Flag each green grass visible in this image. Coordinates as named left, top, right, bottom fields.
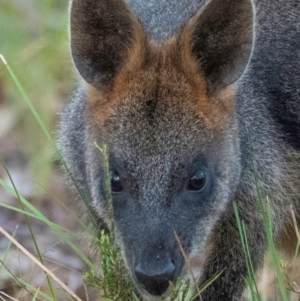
left=233, top=175, right=299, bottom=301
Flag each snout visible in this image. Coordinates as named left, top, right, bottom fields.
left=135, top=259, right=176, bottom=295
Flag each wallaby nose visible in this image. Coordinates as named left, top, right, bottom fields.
left=135, top=260, right=176, bottom=296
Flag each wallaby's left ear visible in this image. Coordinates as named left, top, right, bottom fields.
left=70, top=0, right=145, bottom=89
left=181, top=0, right=254, bottom=94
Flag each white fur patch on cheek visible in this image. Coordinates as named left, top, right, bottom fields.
left=189, top=259, right=204, bottom=281
left=182, top=214, right=220, bottom=281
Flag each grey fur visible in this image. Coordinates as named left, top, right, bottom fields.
left=126, top=0, right=204, bottom=41
left=58, top=0, right=300, bottom=300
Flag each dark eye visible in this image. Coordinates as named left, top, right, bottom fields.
left=110, top=171, right=123, bottom=193
left=187, top=170, right=207, bottom=192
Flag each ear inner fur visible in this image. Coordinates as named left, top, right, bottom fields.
left=70, top=0, right=146, bottom=89
left=179, top=0, right=254, bottom=93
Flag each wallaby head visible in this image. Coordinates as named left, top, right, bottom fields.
left=69, top=0, right=254, bottom=298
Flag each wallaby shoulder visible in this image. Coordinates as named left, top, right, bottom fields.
left=240, top=0, right=300, bottom=151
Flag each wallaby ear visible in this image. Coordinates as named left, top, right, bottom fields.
left=70, top=0, right=144, bottom=88
left=182, top=0, right=254, bottom=93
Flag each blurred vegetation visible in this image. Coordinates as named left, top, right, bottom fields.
left=0, top=0, right=74, bottom=190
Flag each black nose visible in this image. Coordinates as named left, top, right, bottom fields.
left=135, top=260, right=176, bottom=296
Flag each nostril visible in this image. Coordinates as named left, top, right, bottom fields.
left=165, top=260, right=176, bottom=276
left=135, top=260, right=176, bottom=296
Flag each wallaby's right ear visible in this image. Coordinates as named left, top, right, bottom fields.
left=70, top=0, right=144, bottom=88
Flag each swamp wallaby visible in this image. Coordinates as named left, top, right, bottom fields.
left=59, top=0, right=300, bottom=299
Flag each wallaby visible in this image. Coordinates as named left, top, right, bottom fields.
left=58, top=0, right=300, bottom=299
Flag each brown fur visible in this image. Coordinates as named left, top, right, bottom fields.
left=88, top=36, right=234, bottom=133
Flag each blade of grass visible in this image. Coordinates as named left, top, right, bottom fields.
left=246, top=124, right=289, bottom=301
left=197, top=272, right=223, bottom=296
left=233, top=203, right=261, bottom=301
left=0, top=291, right=19, bottom=301
left=0, top=226, right=83, bottom=301
left=14, top=277, right=52, bottom=301
left=241, top=221, right=262, bottom=301
left=252, top=170, right=289, bottom=301
left=32, top=287, right=40, bottom=301
left=0, top=155, right=57, bottom=299
left=94, top=142, right=114, bottom=234
left=0, top=178, right=94, bottom=270
left=1, top=53, right=99, bottom=229
left=290, top=204, right=300, bottom=260
left=0, top=54, right=53, bottom=143
left=174, top=231, right=202, bottom=300
left=37, top=182, right=95, bottom=237
left=265, top=202, right=289, bottom=301
left=0, top=227, right=15, bottom=273
left=0, top=259, right=36, bottom=299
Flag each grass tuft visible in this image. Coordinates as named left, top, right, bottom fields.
left=84, top=231, right=142, bottom=301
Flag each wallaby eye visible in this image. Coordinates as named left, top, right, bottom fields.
left=110, top=171, right=123, bottom=193
left=187, top=170, right=207, bottom=192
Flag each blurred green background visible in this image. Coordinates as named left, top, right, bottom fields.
left=0, top=3, right=93, bottom=299
left=0, top=0, right=73, bottom=189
